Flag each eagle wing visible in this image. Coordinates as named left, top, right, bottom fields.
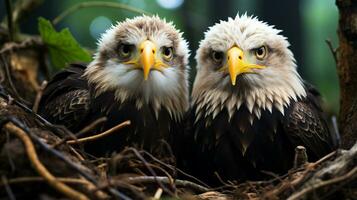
left=283, top=85, right=334, bottom=160
left=39, top=63, right=91, bottom=131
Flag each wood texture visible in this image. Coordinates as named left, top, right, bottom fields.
left=336, top=0, right=357, bottom=148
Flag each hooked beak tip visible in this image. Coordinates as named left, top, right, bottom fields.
left=230, top=77, right=237, bottom=86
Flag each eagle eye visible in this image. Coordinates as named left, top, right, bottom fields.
left=118, top=44, right=134, bottom=59
left=162, top=47, right=173, bottom=61
left=211, top=51, right=224, bottom=63
left=255, top=46, right=267, bottom=60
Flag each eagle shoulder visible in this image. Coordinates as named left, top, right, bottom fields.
left=39, top=63, right=91, bottom=131
left=283, top=87, right=334, bottom=160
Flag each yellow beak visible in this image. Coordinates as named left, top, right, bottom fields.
left=227, top=46, right=266, bottom=86
left=139, top=40, right=156, bottom=80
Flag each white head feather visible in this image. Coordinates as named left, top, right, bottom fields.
left=193, top=14, right=306, bottom=122
left=84, top=15, right=190, bottom=121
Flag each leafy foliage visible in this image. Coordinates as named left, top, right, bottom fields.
left=38, top=17, right=92, bottom=69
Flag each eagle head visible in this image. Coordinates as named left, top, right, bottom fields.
left=193, top=14, right=306, bottom=121
left=84, top=15, right=190, bottom=120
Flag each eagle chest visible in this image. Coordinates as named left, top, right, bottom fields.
left=83, top=95, right=175, bottom=155
left=193, top=105, right=295, bottom=181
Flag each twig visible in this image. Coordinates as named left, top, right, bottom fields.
left=214, top=171, right=232, bottom=187
left=1, top=176, right=16, bottom=200
left=0, top=54, right=30, bottom=105
left=66, top=120, right=131, bottom=144
left=126, top=147, right=175, bottom=196
left=153, top=188, right=163, bottom=199
left=76, top=117, right=107, bottom=136
left=325, top=39, right=338, bottom=63
left=28, top=125, right=132, bottom=200
left=287, top=167, right=357, bottom=200
left=0, top=90, right=74, bottom=139
left=0, top=36, right=44, bottom=54
left=52, top=1, right=151, bottom=25
left=132, top=162, right=175, bottom=188
left=0, top=176, right=90, bottom=186
left=293, top=146, right=308, bottom=168
left=32, top=80, right=47, bottom=113
left=101, top=179, right=146, bottom=200
left=5, top=0, right=14, bottom=41
left=0, top=176, right=109, bottom=199
left=52, top=117, right=107, bottom=147
left=142, top=151, right=210, bottom=188
left=12, top=0, right=44, bottom=25
left=125, top=176, right=210, bottom=193
left=264, top=149, right=344, bottom=199
left=0, top=116, right=131, bottom=200
left=69, top=146, right=85, bottom=161
left=309, top=150, right=337, bottom=168
left=3, top=122, right=89, bottom=200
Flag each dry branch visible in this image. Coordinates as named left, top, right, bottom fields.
left=52, top=1, right=151, bottom=25
left=125, top=176, right=210, bottom=193
left=3, top=122, right=89, bottom=200
left=288, top=143, right=357, bottom=200
left=66, top=120, right=131, bottom=144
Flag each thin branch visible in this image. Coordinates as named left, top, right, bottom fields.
left=66, top=120, right=131, bottom=144
left=0, top=116, right=131, bottom=200
left=12, top=0, right=44, bottom=25
left=100, top=179, right=146, bottom=200
left=1, top=176, right=16, bottom=200
left=287, top=167, right=357, bottom=200
left=5, top=0, right=14, bottom=41
left=142, top=151, right=210, bottom=188
left=125, top=176, right=210, bottom=193
left=52, top=1, right=151, bottom=25
left=0, top=36, right=44, bottom=54
left=0, top=176, right=109, bottom=199
left=76, top=117, right=107, bottom=136
left=52, top=117, right=107, bottom=148
left=0, top=176, right=90, bottom=186
left=153, top=188, right=163, bottom=199
left=3, top=122, right=89, bottom=200
left=0, top=54, right=31, bottom=105
left=325, top=39, right=338, bottom=63
left=32, top=80, right=47, bottom=113
left=126, top=147, right=176, bottom=196
left=309, top=150, right=337, bottom=168
left=0, top=90, right=74, bottom=139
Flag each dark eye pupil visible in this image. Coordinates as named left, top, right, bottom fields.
left=213, top=52, right=223, bottom=60
left=257, top=48, right=264, bottom=55
left=164, top=48, right=171, bottom=56
left=122, top=45, right=130, bottom=54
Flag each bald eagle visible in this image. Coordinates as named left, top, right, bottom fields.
left=39, top=16, right=190, bottom=156
left=185, top=14, right=335, bottom=184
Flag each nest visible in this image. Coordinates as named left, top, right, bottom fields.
left=0, top=88, right=355, bottom=200
left=0, top=42, right=356, bottom=200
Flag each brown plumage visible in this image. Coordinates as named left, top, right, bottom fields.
left=181, top=14, right=336, bottom=185
left=39, top=16, right=190, bottom=156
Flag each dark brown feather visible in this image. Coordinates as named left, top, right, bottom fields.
left=283, top=85, right=333, bottom=160
left=182, top=84, right=335, bottom=186
left=39, top=63, right=184, bottom=157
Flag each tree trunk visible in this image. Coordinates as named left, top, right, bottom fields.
left=336, top=0, right=357, bottom=148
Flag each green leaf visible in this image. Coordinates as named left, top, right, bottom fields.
left=38, top=17, right=92, bottom=69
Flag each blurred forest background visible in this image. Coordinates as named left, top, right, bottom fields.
left=0, top=0, right=339, bottom=114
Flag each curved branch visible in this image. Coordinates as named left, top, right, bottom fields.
left=66, top=120, right=131, bottom=144
left=52, top=1, right=151, bottom=25
left=125, top=176, right=210, bottom=193
left=4, top=122, right=89, bottom=200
